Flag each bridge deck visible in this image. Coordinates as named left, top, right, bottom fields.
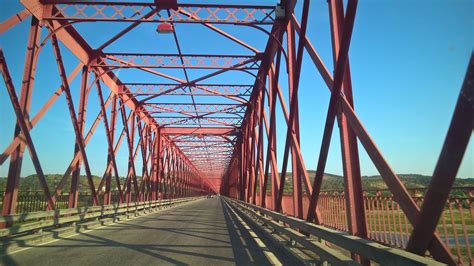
left=2, top=198, right=286, bottom=266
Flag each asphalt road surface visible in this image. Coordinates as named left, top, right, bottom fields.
left=1, top=197, right=288, bottom=266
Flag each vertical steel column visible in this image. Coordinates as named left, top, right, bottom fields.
left=176, top=155, right=180, bottom=198
left=152, top=129, right=161, bottom=200
left=170, top=149, right=176, bottom=199
left=175, top=151, right=180, bottom=198
left=179, top=156, right=184, bottom=197
left=239, top=139, right=245, bottom=200
left=244, top=114, right=252, bottom=202
left=165, top=147, right=171, bottom=199
left=69, top=66, right=89, bottom=208
left=168, top=148, right=174, bottom=199
left=256, top=76, right=266, bottom=206
left=180, top=157, right=184, bottom=198
left=105, top=95, right=118, bottom=205
left=265, top=69, right=277, bottom=210
left=1, top=49, right=56, bottom=211
left=129, top=114, right=138, bottom=202
left=287, top=22, right=304, bottom=218
left=258, top=84, right=268, bottom=207
left=306, top=0, right=358, bottom=224
left=183, top=163, right=187, bottom=197
left=137, top=120, right=147, bottom=201
left=160, top=145, right=166, bottom=199
left=2, top=17, right=41, bottom=217
left=186, top=165, right=190, bottom=197
left=249, top=101, right=258, bottom=204
left=264, top=56, right=282, bottom=210
left=275, top=3, right=310, bottom=213
left=329, top=0, right=367, bottom=241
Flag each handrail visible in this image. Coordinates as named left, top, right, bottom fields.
left=0, top=197, right=201, bottom=238
left=225, top=197, right=444, bottom=266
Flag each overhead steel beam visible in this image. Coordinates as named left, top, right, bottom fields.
left=162, top=127, right=240, bottom=135
left=40, top=1, right=276, bottom=25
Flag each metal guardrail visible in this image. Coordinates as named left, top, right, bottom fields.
left=317, top=187, right=473, bottom=265
left=226, top=197, right=443, bottom=266
left=265, top=187, right=472, bottom=265
left=0, top=197, right=201, bottom=239
left=0, top=191, right=125, bottom=213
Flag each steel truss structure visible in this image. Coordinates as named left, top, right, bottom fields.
left=0, top=0, right=472, bottom=265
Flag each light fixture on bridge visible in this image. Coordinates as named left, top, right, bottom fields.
left=156, top=23, right=174, bottom=34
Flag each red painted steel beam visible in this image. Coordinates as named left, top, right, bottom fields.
left=50, top=34, right=100, bottom=205
left=0, top=9, right=31, bottom=34
left=50, top=93, right=114, bottom=201
left=20, top=0, right=210, bottom=192
left=101, top=53, right=260, bottom=70
left=20, top=0, right=157, bottom=128
left=138, top=56, right=261, bottom=103
left=231, top=4, right=286, bottom=203
left=95, top=78, right=124, bottom=203
left=2, top=17, right=42, bottom=217
left=291, top=15, right=333, bottom=89
left=306, top=0, right=358, bottom=223
left=117, top=71, right=250, bottom=105
left=97, top=8, right=158, bottom=51
left=329, top=0, right=367, bottom=246
left=103, top=94, right=118, bottom=205
left=68, top=65, right=89, bottom=208
left=0, top=49, right=55, bottom=210
left=291, top=8, right=456, bottom=265
left=256, top=82, right=266, bottom=206
left=0, top=63, right=82, bottom=166
left=119, top=103, right=139, bottom=203
left=146, top=103, right=246, bottom=114
left=41, top=2, right=276, bottom=25
left=177, top=8, right=260, bottom=53
left=275, top=0, right=313, bottom=214
left=161, top=128, right=240, bottom=136
left=263, top=60, right=281, bottom=210
left=286, top=20, right=303, bottom=219
left=122, top=83, right=252, bottom=97
left=406, top=55, right=473, bottom=256
left=340, top=97, right=457, bottom=264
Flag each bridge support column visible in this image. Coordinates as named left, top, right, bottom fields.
left=69, top=66, right=90, bottom=208
left=328, top=0, right=367, bottom=240
left=2, top=17, right=41, bottom=220
left=286, top=21, right=304, bottom=219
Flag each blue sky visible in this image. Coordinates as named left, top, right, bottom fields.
left=0, top=0, right=472, bottom=179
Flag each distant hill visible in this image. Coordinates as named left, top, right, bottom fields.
left=0, top=174, right=103, bottom=192
left=280, top=171, right=473, bottom=192
left=0, top=172, right=472, bottom=193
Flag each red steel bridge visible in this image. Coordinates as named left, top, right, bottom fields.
left=0, top=0, right=472, bottom=265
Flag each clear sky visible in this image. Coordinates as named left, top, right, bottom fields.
left=0, top=0, right=472, bottom=179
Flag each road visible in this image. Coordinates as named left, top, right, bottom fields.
left=1, top=197, right=288, bottom=266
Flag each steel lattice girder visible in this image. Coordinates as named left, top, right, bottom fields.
left=144, top=103, right=247, bottom=114
left=122, top=83, right=253, bottom=96
left=43, top=1, right=277, bottom=24
left=152, top=117, right=242, bottom=127
left=99, top=53, right=261, bottom=70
